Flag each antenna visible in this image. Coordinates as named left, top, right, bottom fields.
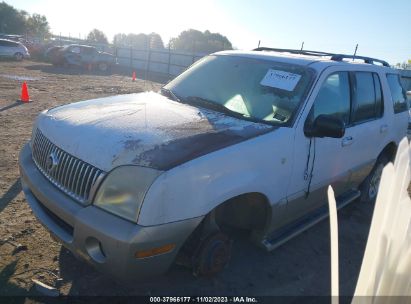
left=353, top=44, right=358, bottom=59
left=301, top=41, right=304, bottom=51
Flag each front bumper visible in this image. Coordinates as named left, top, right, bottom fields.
left=19, top=143, right=203, bottom=280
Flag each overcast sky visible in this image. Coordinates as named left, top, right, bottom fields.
left=7, top=0, right=411, bottom=65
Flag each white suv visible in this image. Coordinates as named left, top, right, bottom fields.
left=0, top=39, right=30, bottom=60
left=19, top=48, right=408, bottom=279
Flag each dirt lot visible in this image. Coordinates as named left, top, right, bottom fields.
left=1, top=60, right=375, bottom=299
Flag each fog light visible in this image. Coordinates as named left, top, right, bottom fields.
left=135, top=244, right=175, bottom=259
left=85, top=237, right=106, bottom=263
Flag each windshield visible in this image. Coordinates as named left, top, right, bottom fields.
left=164, top=55, right=315, bottom=125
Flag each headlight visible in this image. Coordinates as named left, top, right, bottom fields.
left=94, top=166, right=162, bottom=222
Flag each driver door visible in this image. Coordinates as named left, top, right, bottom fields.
left=286, top=70, right=352, bottom=222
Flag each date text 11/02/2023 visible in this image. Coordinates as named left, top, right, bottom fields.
left=149, top=297, right=258, bottom=303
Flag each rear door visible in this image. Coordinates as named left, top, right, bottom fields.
left=7, top=41, right=19, bottom=56
left=345, top=71, right=387, bottom=188
left=0, top=40, right=16, bottom=56
left=80, top=46, right=97, bottom=64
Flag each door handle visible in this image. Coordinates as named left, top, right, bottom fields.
left=342, top=136, right=353, bottom=147
left=380, top=124, right=388, bottom=133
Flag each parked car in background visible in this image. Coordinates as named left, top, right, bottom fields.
left=0, top=34, right=23, bottom=41
left=0, top=39, right=30, bottom=61
left=46, top=44, right=116, bottom=72
left=407, top=91, right=411, bottom=129
left=44, top=46, right=63, bottom=61
left=19, top=48, right=408, bottom=280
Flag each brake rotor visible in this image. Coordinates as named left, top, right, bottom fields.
left=193, top=232, right=232, bottom=276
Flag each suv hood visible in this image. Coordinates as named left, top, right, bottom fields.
left=36, top=92, right=274, bottom=171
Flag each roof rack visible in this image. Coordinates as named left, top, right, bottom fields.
left=330, top=54, right=390, bottom=67
left=253, top=47, right=390, bottom=67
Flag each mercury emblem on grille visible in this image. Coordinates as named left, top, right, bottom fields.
left=46, top=152, right=59, bottom=172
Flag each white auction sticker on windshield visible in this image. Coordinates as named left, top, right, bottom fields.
left=260, top=69, right=301, bottom=91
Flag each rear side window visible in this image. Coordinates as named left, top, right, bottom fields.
left=386, top=74, right=407, bottom=113
left=82, top=47, right=96, bottom=55
left=0, top=40, right=17, bottom=47
left=352, top=72, right=384, bottom=123
left=69, top=46, right=81, bottom=54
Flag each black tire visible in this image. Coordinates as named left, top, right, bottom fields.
left=14, top=52, right=23, bottom=61
left=360, top=154, right=390, bottom=203
left=98, top=62, right=109, bottom=72
left=192, top=232, right=232, bottom=277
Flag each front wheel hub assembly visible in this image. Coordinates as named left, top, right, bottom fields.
left=193, top=232, right=232, bottom=277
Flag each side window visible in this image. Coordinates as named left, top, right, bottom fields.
left=1, top=41, right=12, bottom=47
left=70, top=46, right=81, bottom=54
left=352, top=72, right=383, bottom=123
left=374, top=74, right=384, bottom=118
left=386, top=74, right=407, bottom=113
left=307, top=72, right=350, bottom=125
left=82, top=47, right=95, bottom=55
left=4, top=41, right=17, bottom=47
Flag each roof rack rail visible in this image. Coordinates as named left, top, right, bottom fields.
left=330, top=54, right=390, bottom=67
left=253, top=47, right=390, bottom=67
left=253, top=47, right=335, bottom=57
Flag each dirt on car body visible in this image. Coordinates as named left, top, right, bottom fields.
left=0, top=60, right=384, bottom=297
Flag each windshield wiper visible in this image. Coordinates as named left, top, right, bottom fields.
left=185, top=96, right=277, bottom=126
left=183, top=96, right=247, bottom=119
left=160, top=88, right=181, bottom=102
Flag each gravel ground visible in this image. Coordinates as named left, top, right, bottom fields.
left=0, top=59, right=382, bottom=299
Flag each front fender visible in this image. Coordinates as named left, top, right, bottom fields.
left=138, top=128, right=294, bottom=226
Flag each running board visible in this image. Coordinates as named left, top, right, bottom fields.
left=261, top=190, right=361, bottom=251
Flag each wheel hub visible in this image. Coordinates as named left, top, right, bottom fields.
left=193, top=232, right=232, bottom=276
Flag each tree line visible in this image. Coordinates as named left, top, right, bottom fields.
left=0, top=1, right=50, bottom=37
left=88, top=28, right=233, bottom=53
left=0, top=1, right=233, bottom=54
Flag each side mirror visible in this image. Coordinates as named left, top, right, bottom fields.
left=304, top=114, right=345, bottom=138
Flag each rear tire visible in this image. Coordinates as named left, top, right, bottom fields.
left=360, top=155, right=389, bottom=203
left=98, top=62, right=108, bottom=72
left=14, top=52, right=23, bottom=61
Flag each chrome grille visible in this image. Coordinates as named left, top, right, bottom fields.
left=31, top=129, right=105, bottom=204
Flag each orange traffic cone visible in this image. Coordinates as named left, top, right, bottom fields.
left=132, top=71, right=136, bottom=82
left=20, top=81, right=31, bottom=103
